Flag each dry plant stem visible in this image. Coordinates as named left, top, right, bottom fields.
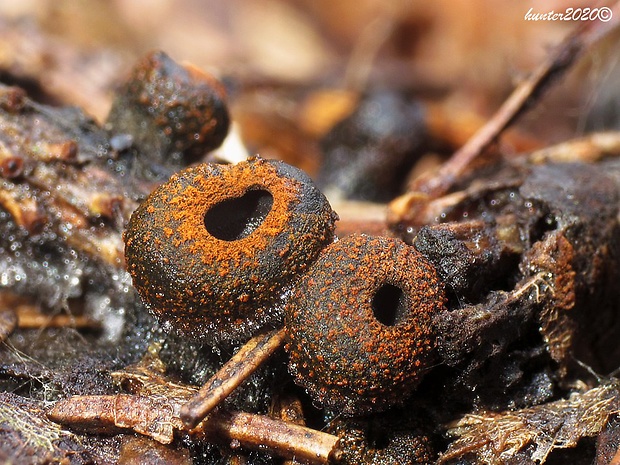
left=16, top=311, right=100, bottom=331
left=417, top=1, right=620, bottom=197
left=0, top=294, right=101, bottom=331
left=48, top=395, right=339, bottom=465
left=49, top=338, right=339, bottom=463
left=201, top=410, right=338, bottom=465
left=181, top=328, right=287, bottom=428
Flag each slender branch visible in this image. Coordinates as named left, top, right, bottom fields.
left=181, top=328, right=287, bottom=428
left=198, top=409, right=339, bottom=464
left=415, top=1, right=620, bottom=197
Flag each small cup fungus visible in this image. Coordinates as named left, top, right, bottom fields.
left=284, top=234, right=446, bottom=415
left=124, top=157, right=338, bottom=343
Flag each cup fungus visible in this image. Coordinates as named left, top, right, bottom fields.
left=124, top=157, right=338, bottom=343
left=285, top=234, right=446, bottom=415
left=107, top=50, right=230, bottom=164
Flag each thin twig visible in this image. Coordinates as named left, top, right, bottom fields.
left=199, top=409, right=338, bottom=464
left=181, top=328, right=287, bottom=428
left=415, top=1, right=620, bottom=197
left=16, top=309, right=101, bottom=330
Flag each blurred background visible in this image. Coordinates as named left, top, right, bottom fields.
left=0, top=0, right=618, bottom=199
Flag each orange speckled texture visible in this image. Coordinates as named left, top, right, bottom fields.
left=124, top=158, right=337, bottom=343
left=285, top=234, right=445, bottom=415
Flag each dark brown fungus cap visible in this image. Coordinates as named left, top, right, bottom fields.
left=107, top=50, right=230, bottom=162
left=285, top=234, right=445, bottom=415
left=124, top=158, right=338, bottom=343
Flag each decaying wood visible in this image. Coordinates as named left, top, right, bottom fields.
left=0, top=82, right=142, bottom=313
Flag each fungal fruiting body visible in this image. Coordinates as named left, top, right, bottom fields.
left=285, top=234, right=445, bottom=415
left=124, top=158, right=338, bottom=343
left=107, top=50, right=230, bottom=163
